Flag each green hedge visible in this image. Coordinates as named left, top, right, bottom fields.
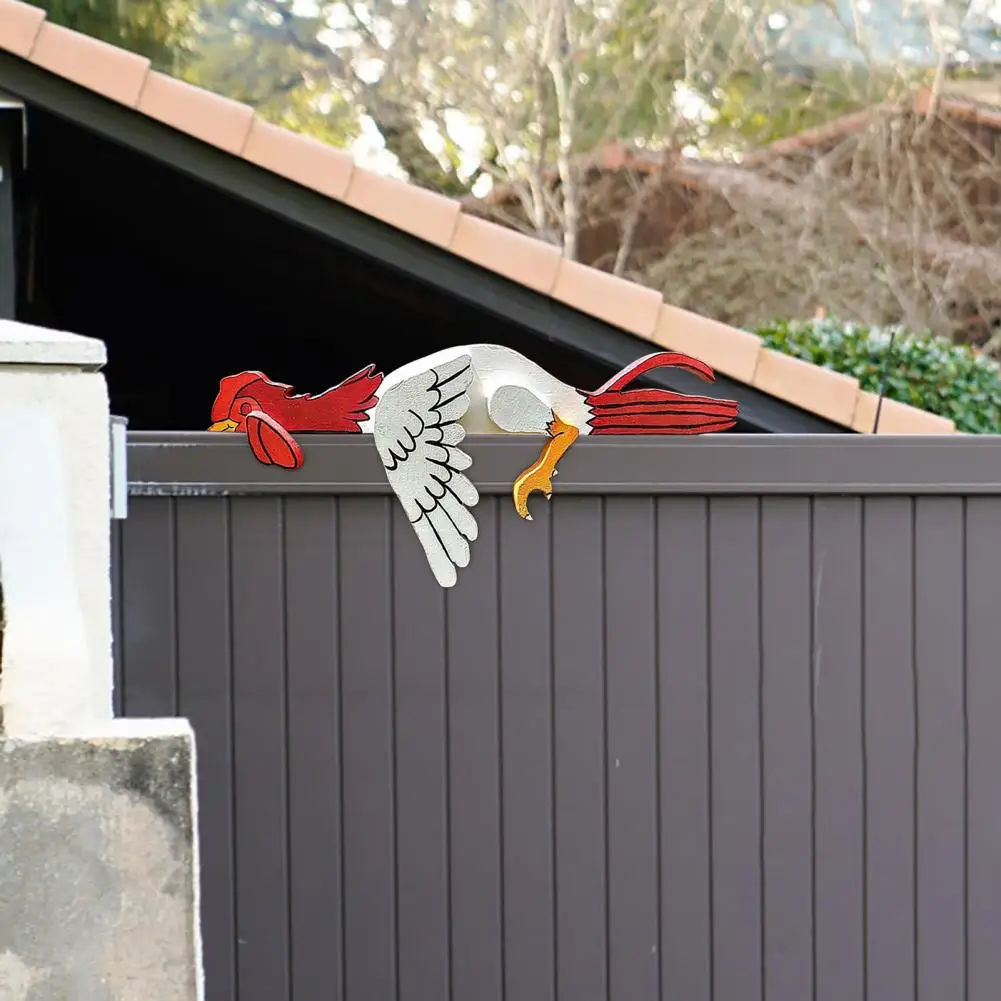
left=753, top=318, right=1001, bottom=434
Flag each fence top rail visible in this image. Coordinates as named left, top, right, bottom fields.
left=126, top=432, right=1001, bottom=496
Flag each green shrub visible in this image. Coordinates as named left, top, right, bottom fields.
left=753, top=318, right=1001, bottom=434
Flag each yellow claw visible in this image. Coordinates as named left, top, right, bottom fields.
left=512, top=414, right=579, bottom=520
left=513, top=467, right=554, bottom=520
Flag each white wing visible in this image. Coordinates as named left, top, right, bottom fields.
left=373, top=354, right=479, bottom=588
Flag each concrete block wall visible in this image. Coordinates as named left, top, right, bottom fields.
left=0, top=320, right=203, bottom=999
left=0, top=320, right=113, bottom=734
left=0, top=719, right=203, bottom=1000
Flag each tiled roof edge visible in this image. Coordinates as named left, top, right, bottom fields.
left=0, top=0, right=957, bottom=435
left=746, top=86, right=1001, bottom=165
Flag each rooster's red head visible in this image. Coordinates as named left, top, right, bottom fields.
left=208, top=366, right=384, bottom=434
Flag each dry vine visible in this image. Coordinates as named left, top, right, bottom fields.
left=637, top=91, right=1001, bottom=350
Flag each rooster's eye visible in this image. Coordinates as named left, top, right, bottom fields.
left=238, top=401, right=252, bottom=415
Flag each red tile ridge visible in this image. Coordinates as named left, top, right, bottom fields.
left=747, top=87, right=1001, bottom=168
left=742, top=103, right=902, bottom=165
left=914, top=86, right=1001, bottom=131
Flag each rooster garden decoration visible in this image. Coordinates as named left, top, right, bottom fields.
left=208, top=344, right=738, bottom=587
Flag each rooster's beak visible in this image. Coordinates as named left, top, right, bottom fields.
left=208, top=419, right=239, bottom=432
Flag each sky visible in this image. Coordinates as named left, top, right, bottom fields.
left=772, top=0, right=1001, bottom=68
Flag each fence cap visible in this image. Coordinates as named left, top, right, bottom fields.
left=0, top=318, right=106, bottom=367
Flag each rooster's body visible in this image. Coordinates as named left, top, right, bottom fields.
left=209, top=343, right=738, bottom=586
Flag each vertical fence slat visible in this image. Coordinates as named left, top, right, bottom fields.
left=118, top=496, right=177, bottom=716
left=708, top=496, right=763, bottom=1001
left=914, top=497, right=966, bottom=1001
left=338, top=496, right=396, bottom=1001
left=760, top=498, right=813, bottom=1001
left=812, top=498, right=865, bottom=1001
left=863, top=497, right=916, bottom=1001
left=284, top=497, right=344, bottom=1001
left=229, top=497, right=291, bottom=1001
left=965, top=499, right=1001, bottom=1001
left=604, top=497, right=659, bottom=1001
left=551, top=497, right=608, bottom=1001
left=499, top=498, right=555, bottom=1001
left=392, top=502, right=449, bottom=1001
left=448, top=497, right=503, bottom=1001
left=657, top=497, right=711, bottom=1001
left=175, top=498, right=237, bottom=1001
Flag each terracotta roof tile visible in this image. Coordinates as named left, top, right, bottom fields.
left=744, top=107, right=887, bottom=162
left=449, top=214, right=561, bottom=293
left=924, top=93, right=1001, bottom=132
left=0, top=3, right=959, bottom=434
left=344, top=168, right=460, bottom=248
left=851, top=391, right=956, bottom=435
left=753, top=348, right=860, bottom=426
left=243, top=118, right=354, bottom=200
left=0, top=0, right=43, bottom=58
left=653, top=303, right=762, bottom=384
left=551, top=259, right=661, bottom=338
left=138, top=72, right=253, bottom=154
left=31, top=23, right=148, bottom=106
left=748, top=87, right=1001, bottom=166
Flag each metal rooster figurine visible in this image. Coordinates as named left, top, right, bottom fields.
left=209, top=344, right=738, bottom=587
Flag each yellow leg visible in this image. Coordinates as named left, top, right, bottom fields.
left=513, top=415, right=580, bottom=520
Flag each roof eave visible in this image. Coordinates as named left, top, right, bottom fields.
left=0, top=50, right=844, bottom=434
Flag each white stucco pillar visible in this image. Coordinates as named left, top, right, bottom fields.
left=0, top=320, right=113, bottom=736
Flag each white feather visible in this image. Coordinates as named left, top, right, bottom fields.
left=373, top=354, right=480, bottom=588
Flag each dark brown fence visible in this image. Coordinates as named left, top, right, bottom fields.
left=114, top=432, right=1001, bottom=1001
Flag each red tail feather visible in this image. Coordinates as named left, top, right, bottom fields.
left=584, top=352, right=739, bottom=435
